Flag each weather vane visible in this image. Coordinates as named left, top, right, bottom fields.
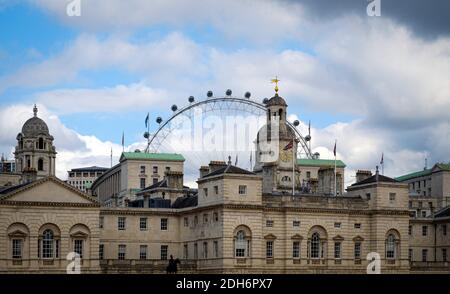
left=271, top=76, right=280, bottom=93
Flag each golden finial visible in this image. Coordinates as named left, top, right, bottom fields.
left=271, top=76, right=280, bottom=94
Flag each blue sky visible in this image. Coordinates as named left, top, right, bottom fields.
left=0, top=0, right=449, bottom=185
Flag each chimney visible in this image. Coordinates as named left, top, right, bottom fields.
left=21, top=167, right=37, bottom=184
left=356, top=170, right=372, bottom=183
left=199, top=166, right=210, bottom=178
left=165, top=171, right=183, bottom=189
left=375, top=166, right=379, bottom=182
left=208, top=161, right=227, bottom=173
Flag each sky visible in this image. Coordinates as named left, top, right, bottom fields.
left=0, top=0, right=449, bottom=187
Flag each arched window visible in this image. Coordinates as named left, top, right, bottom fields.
left=282, top=176, right=291, bottom=182
left=42, top=230, right=54, bottom=258
left=38, top=138, right=44, bottom=149
left=311, top=232, right=320, bottom=259
left=386, top=234, right=397, bottom=259
left=278, top=109, right=283, bottom=120
left=235, top=230, right=248, bottom=257
left=38, top=158, right=44, bottom=171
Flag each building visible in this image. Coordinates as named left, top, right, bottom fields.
left=67, top=166, right=109, bottom=193
left=0, top=94, right=448, bottom=274
left=0, top=156, right=16, bottom=173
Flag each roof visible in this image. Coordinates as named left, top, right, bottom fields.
left=202, top=164, right=256, bottom=178
left=172, top=195, right=198, bottom=208
left=140, top=179, right=168, bottom=192
left=120, top=152, right=185, bottom=162
left=395, top=163, right=450, bottom=182
left=297, top=158, right=346, bottom=168
left=266, top=94, right=287, bottom=107
left=21, top=116, right=50, bottom=137
left=434, top=206, right=450, bottom=218
left=69, top=166, right=109, bottom=172
left=351, top=173, right=398, bottom=187
left=0, top=182, right=31, bottom=195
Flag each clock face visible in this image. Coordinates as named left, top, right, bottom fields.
left=279, top=146, right=293, bottom=162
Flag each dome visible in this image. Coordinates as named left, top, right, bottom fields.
left=21, top=105, right=50, bottom=137
left=266, top=93, right=287, bottom=107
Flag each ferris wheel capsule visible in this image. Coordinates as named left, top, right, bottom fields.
left=156, top=117, right=163, bottom=124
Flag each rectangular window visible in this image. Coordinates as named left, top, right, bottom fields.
left=408, top=249, right=413, bottom=261
left=165, top=166, right=170, bottom=172
left=443, top=224, right=447, bottom=236
left=213, top=241, right=219, bottom=258
left=422, top=249, right=428, bottom=262
left=99, top=244, right=104, bottom=260
left=118, top=217, right=126, bottom=230
left=74, top=239, right=83, bottom=259
left=293, top=241, right=300, bottom=258
left=334, top=222, right=341, bottom=228
left=354, top=243, right=361, bottom=260
left=139, top=245, right=147, bottom=260
left=238, top=185, right=247, bottom=195
left=293, top=220, right=300, bottom=227
left=266, top=241, right=273, bottom=258
left=161, top=218, right=168, bottom=231
left=118, top=244, right=126, bottom=260
left=266, top=220, right=273, bottom=227
left=183, top=244, right=188, bottom=259
left=194, top=243, right=198, bottom=259
left=153, top=178, right=158, bottom=184
left=12, top=239, right=22, bottom=259
left=99, top=216, right=104, bottom=229
left=213, top=212, right=219, bottom=222
left=153, top=166, right=158, bottom=174
left=203, top=242, right=208, bottom=259
left=161, top=245, right=168, bottom=260
left=139, top=217, right=148, bottom=231
left=422, top=226, right=428, bottom=236
left=194, top=216, right=198, bottom=225
left=442, top=249, right=447, bottom=262
left=306, top=171, right=311, bottom=179
left=334, top=242, right=342, bottom=259
left=366, top=193, right=371, bottom=200
left=140, top=178, right=146, bottom=189
left=354, top=223, right=361, bottom=229
left=203, top=214, right=208, bottom=223
left=140, top=165, right=146, bottom=174
left=409, top=225, right=412, bottom=235
left=421, top=211, right=427, bottom=217
left=203, top=188, right=208, bottom=197
left=409, top=201, right=412, bottom=208
left=389, top=193, right=396, bottom=201
left=184, top=217, right=189, bottom=227
left=214, top=186, right=218, bottom=194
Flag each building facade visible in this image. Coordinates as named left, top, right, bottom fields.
left=67, top=166, right=109, bottom=193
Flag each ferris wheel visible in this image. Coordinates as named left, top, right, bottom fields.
left=143, top=89, right=314, bottom=179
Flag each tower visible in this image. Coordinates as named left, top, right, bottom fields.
left=14, top=105, right=57, bottom=181
left=254, top=86, right=300, bottom=194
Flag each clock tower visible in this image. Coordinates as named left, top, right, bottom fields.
left=254, top=84, right=300, bottom=194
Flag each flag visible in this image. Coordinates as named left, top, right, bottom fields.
left=121, top=132, right=125, bottom=150
left=333, top=141, right=336, bottom=157
left=283, top=140, right=293, bottom=150
left=380, top=153, right=384, bottom=165
left=308, top=120, right=311, bottom=135
left=145, top=113, right=149, bottom=128
left=235, top=154, right=238, bottom=166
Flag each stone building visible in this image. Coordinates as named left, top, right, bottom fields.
left=67, top=166, right=109, bottom=193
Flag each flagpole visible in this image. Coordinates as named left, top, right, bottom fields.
left=292, top=139, right=295, bottom=196
left=110, top=147, right=113, bottom=168
left=334, top=140, right=337, bottom=197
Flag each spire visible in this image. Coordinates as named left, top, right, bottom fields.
left=375, top=165, right=379, bottom=181
left=271, top=76, right=280, bottom=95
left=227, top=155, right=232, bottom=166
left=33, top=104, right=38, bottom=117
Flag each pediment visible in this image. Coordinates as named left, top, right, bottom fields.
left=264, top=233, right=277, bottom=240
left=333, top=235, right=344, bottom=241
left=8, top=230, right=27, bottom=238
left=291, top=234, right=303, bottom=240
left=70, top=231, right=89, bottom=238
left=0, top=177, right=99, bottom=205
left=353, top=235, right=365, bottom=242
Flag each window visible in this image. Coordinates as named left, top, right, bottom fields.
left=213, top=241, right=218, bottom=258
left=418, top=201, right=423, bottom=208
left=421, top=211, right=427, bottom=218
left=38, top=158, right=44, bottom=171
left=140, top=178, right=146, bottom=189
left=443, top=224, right=447, bottom=236
left=183, top=244, right=188, bottom=259
left=442, top=249, right=447, bottom=262
left=238, top=185, right=247, bottom=195
left=213, top=212, right=219, bottom=222
left=203, top=188, right=208, bottom=197
left=422, top=249, right=428, bottom=262
left=409, top=201, right=412, bottom=208
left=140, top=166, right=146, bottom=174
left=354, top=223, right=361, bottom=229
left=293, top=241, right=300, bottom=258
left=422, top=226, right=428, bottom=236
left=140, top=218, right=147, bottom=231
left=334, top=242, right=341, bottom=259
left=118, top=217, right=126, bottom=230
left=161, top=218, right=168, bottom=231
left=165, top=167, right=170, bottom=172
left=140, top=245, right=147, bottom=260
left=334, top=222, right=341, bottom=228
left=366, top=193, right=371, bottom=200
left=99, top=244, right=104, bottom=260
left=161, top=245, right=168, bottom=260
left=354, top=242, right=361, bottom=260
left=386, top=234, right=396, bottom=259
left=293, top=220, right=300, bottom=227
left=153, top=166, right=158, bottom=174
left=12, top=239, right=23, bottom=259
left=409, top=225, right=412, bottom=235
left=203, top=214, right=208, bottom=223
left=306, top=171, right=311, bottom=179
left=99, top=216, right=104, bottom=229
left=409, top=249, right=413, bottom=261
left=184, top=217, right=189, bottom=227
left=153, top=178, right=158, bottom=184
left=194, top=243, right=198, bottom=259
left=118, top=244, right=126, bottom=260
left=74, top=239, right=83, bottom=259
left=194, top=216, right=198, bottom=225
left=266, top=241, right=273, bottom=258
left=281, top=176, right=291, bottom=182
left=389, top=193, right=396, bottom=201
left=42, top=229, right=54, bottom=258
left=235, top=230, right=249, bottom=257
left=310, top=233, right=320, bottom=259
left=214, top=186, right=218, bottom=194
left=266, top=220, right=273, bottom=227
left=203, top=242, right=208, bottom=259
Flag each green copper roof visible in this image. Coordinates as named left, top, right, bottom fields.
left=395, top=163, right=450, bottom=182
left=84, top=182, right=92, bottom=189
left=297, top=158, right=346, bottom=168
left=120, top=152, right=185, bottom=162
